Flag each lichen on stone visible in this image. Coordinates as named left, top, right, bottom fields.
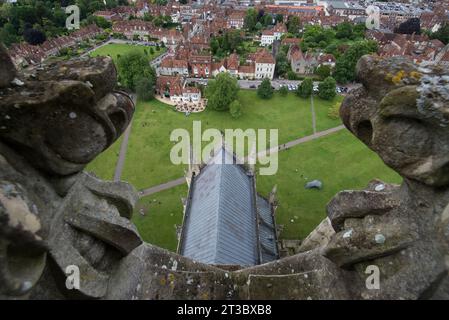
left=416, top=74, right=449, bottom=127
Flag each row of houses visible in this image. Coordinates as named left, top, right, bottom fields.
left=367, top=30, right=448, bottom=64
left=111, top=20, right=184, bottom=46
left=7, top=25, right=103, bottom=67
left=158, top=46, right=276, bottom=80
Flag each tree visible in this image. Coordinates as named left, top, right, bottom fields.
left=210, top=37, right=219, bottom=55
left=0, top=23, right=19, bottom=47
left=302, top=25, right=335, bottom=50
left=255, top=22, right=263, bottom=31
left=287, top=70, right=298, bottom=80
left=263, top=14, right=273, bottom=27
left=244, top=8, right=258, bottom=32
left=275, top=51, right=290, bottom=77
left=318, top=77, right=337, bottom=100
left=334, top=40, right=378, bottom=84
left=395, top=18, right=421, bottom=35
left=275, top=14, right=283, bottom=23
left=206, top=73, right=239, bottom=111
left=96, top=16, right=112, bottom=29
left=229, top=100, right=242, bottom=119
left=135, top=77, right=154, bottom=101
left=117, top=50, right=156, bottom=91
left=315, top=65, right=332, bottom=80
left=336, top=22, right=353, bottom=39
left=328, top=102, right=341, bottom=120
left=143, top=13, right=153, bottom=22
left=87, top=15, right=112, bottom=29
left=287, top=16, right=300, bottom=34
left=431, top=23, right=449, bottom=45
left=279, top=85, right=288, bottom=97
left=257, top=78, right=274, bottom=99
left=23, top=28, right=46, bottom=45
left=353, top=23, right=367, bottom=39
left=296, top=78, right=313, bottom=98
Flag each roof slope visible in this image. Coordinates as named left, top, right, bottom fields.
left=180, top=147, right=278, bottom=266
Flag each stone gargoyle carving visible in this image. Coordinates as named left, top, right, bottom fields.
left=0, top=42, right=448, bottom=299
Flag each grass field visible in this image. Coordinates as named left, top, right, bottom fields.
left=132, top=129, right=402, bottom=251
left=132, top=184, right=188, bottom=251
left=254, top=129, right=402, bottom=240
left=86, top=136, right=123, bottom=181
left=120, top=91, right=342, bottom=190
left=89, top=43, right=166, bottom=63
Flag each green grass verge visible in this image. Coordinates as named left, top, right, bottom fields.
left=313, top=95, right=343, bottom=132
left=89, top=43, right=166, bottom=63
left=132, top=184, right=187, bottom=252
left=85, top=135, right=123, bottom=181
left=255, top=129, right=402, bottom=240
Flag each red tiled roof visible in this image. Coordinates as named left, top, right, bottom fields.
left=254, top=48, right=275, bottom=64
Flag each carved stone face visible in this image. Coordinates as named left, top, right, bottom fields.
left=0, top=50, right=139, bottom=298
left=340, top=56, right=449, bottom=187
left=0, top=56, right=134, bottom=176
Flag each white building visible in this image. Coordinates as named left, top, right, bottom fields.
left=182, top=87, right=202, bottom=103
left=254, top=49, right=276, bottom=80
left=261, top=30, right=275, bottom=47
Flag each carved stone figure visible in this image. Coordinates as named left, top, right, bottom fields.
left=0, top=42, right=448, bottom=299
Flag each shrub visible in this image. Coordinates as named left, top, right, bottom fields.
left=229, top=100, right=242, bottom=119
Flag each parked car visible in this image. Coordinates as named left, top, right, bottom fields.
left=250, top=85, right=256, bottom=89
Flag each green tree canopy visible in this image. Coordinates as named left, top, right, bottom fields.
left=296, top=78, right=313, bottom=98
left=279, top=85, right=288, bottom=97
left=335, top=22, right=353, bottom=39
left=257, top=78, right=274, bottom=99
left=229, top=100, right=242, bottom=119
left=275, top=51, right=290, bottom=77
left=262, top=14, right=273, bottom=27
left=244, top=8, right=258, bottom=32
left=318, top=76, right=337, bottom=100
left=135, top=76, right=155, bottom=101
left=333, top=40, right=378, bottom=84
left=431, top=23, right=449, bottom=45
left=315, top=65, right=332, bottom=80
left=287, top=16, right=301, bottom=34
left=275, top=14, right=284, bottom=23
left=117, top=50, right=156, bottom=91
left=206, top=73, right=239, bottom=111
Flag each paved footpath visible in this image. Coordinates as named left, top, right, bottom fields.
left=113, top=94, right=136, bottom=182
left=137, top=125, right=346, bottom=198
left=113, top=121, right=133, bottom=182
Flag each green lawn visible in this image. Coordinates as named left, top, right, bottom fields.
left=86, top=135, right=123, bottom=180
left=121, top=91, right=341, bottom=190
left=132, top=184, right=187, bottom=252
left=89, top=43, right=166, bottom=63
left=313, top=95, right=344, bottom=132
left=132, top=129, right=402, bottom=251
left=255, top=129, right=402, bottom=240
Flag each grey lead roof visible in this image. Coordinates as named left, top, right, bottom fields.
left=179, top=147, right=278, bottom=266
